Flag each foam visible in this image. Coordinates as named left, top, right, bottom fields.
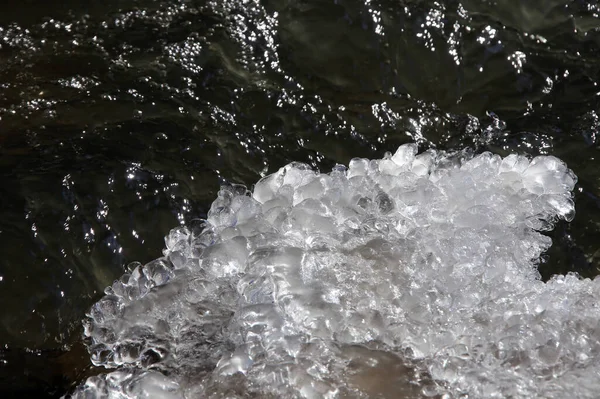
left=72, top=144, right=600, bottom=398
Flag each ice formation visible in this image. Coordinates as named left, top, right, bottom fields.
left=72, top=144, right=600, bottom=399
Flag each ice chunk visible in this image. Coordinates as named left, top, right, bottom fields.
left=500, top=153, right=530, bottom=173
left=411, top=150, right=434, bottom=176
left=73, top=144, right=600, bottom=399
left=391, top=143, right=417, bottom=167
left=71, top=370, right=184, bottom=399
left=252, top=169, right=283, bottom=204
left=375, top=191, right=394, bottom=214
left=347, top=158, right=369, bottom=178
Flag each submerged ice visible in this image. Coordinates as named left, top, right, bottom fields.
left=73, top=144, right=599, bottom=398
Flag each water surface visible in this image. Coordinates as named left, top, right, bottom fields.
left=1, top=0, right=600, bottom=396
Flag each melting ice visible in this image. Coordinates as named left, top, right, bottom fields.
left=73, top=144, right=600, bottom=398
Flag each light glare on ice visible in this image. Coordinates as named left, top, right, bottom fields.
left=73, top=144, right=600, bottom=399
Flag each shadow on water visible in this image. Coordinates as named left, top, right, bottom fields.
left=0, top=0, right=600, bottom=396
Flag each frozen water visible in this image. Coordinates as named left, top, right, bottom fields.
left=72, top=144, right=600, bottom=399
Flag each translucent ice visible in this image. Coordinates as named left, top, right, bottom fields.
left=72, top=145, right=600, bottom=399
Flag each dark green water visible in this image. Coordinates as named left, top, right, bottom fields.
left=1, top=0, right=600, bottom=396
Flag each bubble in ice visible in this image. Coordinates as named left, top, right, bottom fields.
left=72, top=143, right=600, bottom=399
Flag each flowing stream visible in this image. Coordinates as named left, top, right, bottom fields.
left=1, top=0, right=600, bottom=397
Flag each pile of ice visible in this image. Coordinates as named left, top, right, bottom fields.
left=73, top=144, right=600, bottom=399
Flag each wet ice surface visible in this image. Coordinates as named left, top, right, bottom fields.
left=72, top=144, right=596, bottom=398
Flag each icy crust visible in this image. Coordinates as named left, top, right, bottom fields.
left=73, top=144, right=595, bottom=399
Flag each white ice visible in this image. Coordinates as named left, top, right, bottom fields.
left=73, top=144, right=600, bottom=399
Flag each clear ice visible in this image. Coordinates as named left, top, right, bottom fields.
left=72, top=144, right=600, bottom=399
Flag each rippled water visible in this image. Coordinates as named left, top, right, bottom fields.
left=1, top=0, right=600, bottom=397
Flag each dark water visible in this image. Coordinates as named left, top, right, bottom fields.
left=1, top=0, right=600, bottom=396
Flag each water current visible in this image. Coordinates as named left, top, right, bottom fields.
left=1, top=0, right=600, bottom=397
